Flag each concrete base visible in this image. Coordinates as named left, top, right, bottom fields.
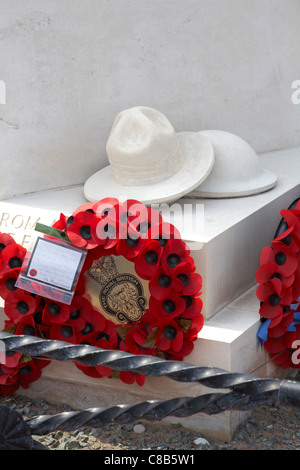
left=0, top=146, right=299, bottom=440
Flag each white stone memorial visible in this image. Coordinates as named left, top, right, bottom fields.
left=1, top=0, right=300, bottom=442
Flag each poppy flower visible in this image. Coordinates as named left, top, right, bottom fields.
left=263, top=329, right=296, bottom=355
left=18, top=358, right=50, bottom=389
left=66, top=210, right=100, bottom=249
left=119, top=370, right=145, bottom=386
left=150, top=222, right=182, bottom=249
left=134, top=240, right=163, bottom=280
left=117, top=199, right=149, bottom=227
left=124, top=325, right=157, bottom=356
left=260, top=242, right=297, bottom=277
left=267, top=311, right=294, bottom=338
left=16, top=314, right=37, bottom=336
left=67, top=295, right=96, bottom=332
left=164, top=338, right=195, bottom=360
left=0, top=364, right=19, bottom=385
left=74, top=333, right=112, bottom=379
left=172, top=262, right=202, bottom=296
left=280, top=207, right=300, bottom=234
left=42, top=300, right=70, bottom=325
left=31, top=302, right=51, bottom=337
left=255, top=262, right=295, bottom=288
left=183, top=315, right=205, bottom=340
left=0, top=243, right=26, bottom=275
left=4, top=290, right=38, bottom=322
left=180, top=295, right=203, bottom=319
left=148, top=291, right=186, bottom=319
left=93, top=199, right=138, bottom=249
left=257, top=278, right=292, bottom=319
left=1, top=350, right=22, bottom=369
left=74, top=307, right=107, bottom=343
left=49, top=322, right=77, bottom=343
left=273, top=225, right=300, bottom=254
left=160, top=239, right=193, bottom=275
left=92, top=212, right=124, bottom=250
left=0, top=268, right=20, bottom=299
left=0, top=233, right=15, bottom=253
left=128, top=207, right=163, bottom=239
left=93, top=197, right=119, bottom=218
left=116, top=225, right=147, bottom=259
left=94, top=319, right=119, bottom=350
left=155, top=317, right=184, bottom=352
left=149, top=266, right=182, bottom=301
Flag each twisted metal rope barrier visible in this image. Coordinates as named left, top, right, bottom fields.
left=0, top=331, right=300, bottom=449
left=26, top=389, right=284, bottom=436
left=1, top=332, right=299, bottom=401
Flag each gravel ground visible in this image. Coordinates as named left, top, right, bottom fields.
left=1, top=374, right=300, bottom=451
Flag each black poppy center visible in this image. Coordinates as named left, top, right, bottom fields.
left=69, top=309, right=81, bottom=320
left=158, top=273, right=172, bottom=288
left=156, top=237, right=168, bottom=248
left=0, top=243, right=6, bottom=252
left=101, top=208, right=111, bottom=217
left=81, top=322, right=93, bottom=335
left=17, top=301, right=29, bottom=315
left=271, top=273, right=283, bottom=282
left=269, top=293, right=281, bottom=306
left=9, top=256, right=22, bottom=269
left=137, top=222, right=151, bottom=235
left=96, top=332, right=109, bottom=342
left=275, top=252, right=286, bottom=266
left=103, top=224, right=115, bottom=238
left=163, top=325, right=177, bottom=340
left=20, top=365, right=32, bottom=375
left=48, top=302, right=60, bottom=316
left=120, top=212, right=130, bottom=224
left=126, top=236, right=139, bottom=248
left=5, top=278, right=17, bottom=291
left=61, top=325, right=73, bottom=338
left=23, top=325, right=35, bottom=336
left=80, top=225, right=91, bottom=240
left=34, top=311, right=43, bottom=324
left=177, top=273, right=189, bottom=286
left=163, top=299, right=176, bottom=313
left=167, top=254, right=181, bottom=268
left=281, top=235, right=292, bottom=246
left=67, top=216, right=74, bottom=227
left=182, top=295, right=193, bottom=308
left=145, top=251, right=158, bottom=265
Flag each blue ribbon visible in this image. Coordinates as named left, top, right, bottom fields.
left=257, top=304, right=300, bottom=347
left=257, top=319, right=271, bottom=348
left=287, top=310, right=300, bottom=332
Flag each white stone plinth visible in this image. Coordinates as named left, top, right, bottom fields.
left=0, top=146, right=299, bottom=439
left=1, top=146, right=299, bottom=319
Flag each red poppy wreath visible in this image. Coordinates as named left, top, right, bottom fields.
left=256, top=198, right=300, bottom=369
left=0, top=198, right=204, bottom=395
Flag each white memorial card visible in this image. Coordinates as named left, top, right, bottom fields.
left=26, top=237, right=84, bottom=291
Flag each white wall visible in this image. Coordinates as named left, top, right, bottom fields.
left=1, top=0, right=300, bottom=199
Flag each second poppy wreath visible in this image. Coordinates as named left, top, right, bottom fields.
left=0, top=198, right=204, bottom=394
left=256, top=198, right=300, bottom=369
